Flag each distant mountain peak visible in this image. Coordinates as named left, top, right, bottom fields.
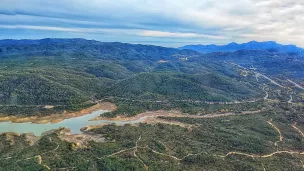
left=179, top=41, right=303, bottom=54
left=227, top=42, right=238, bottom=46
left=248, top=40, right=258, bottom=43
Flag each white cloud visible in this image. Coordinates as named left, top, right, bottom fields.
left=0, top=24, right=139, bottom=35
left=138, top=30, right=227, bottom=39
left=0, top=24, right=227, bottom=40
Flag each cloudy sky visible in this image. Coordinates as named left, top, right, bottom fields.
left=0, top=0, right=303, bottom=47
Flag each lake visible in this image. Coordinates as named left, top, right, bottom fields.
left=0, top=110, right=147, bottom=136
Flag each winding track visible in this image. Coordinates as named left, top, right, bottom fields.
left=3, top=138, right=59, bottom=170
left=267, top=119, right=283, bottom=148
left=223, top=119, right=304, bottom=171
left=133, top=136, right=149, bottom=171
left=288, top=94, right=293, bottom=103
left=263, top=86, right=269, bottom=100
left=96, top=122, right=304, bottom=170
left=225, top=150, right=304, bottom=158
left=292, top=123, right=304, bottom=137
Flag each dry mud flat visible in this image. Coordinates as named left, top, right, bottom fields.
left=0, top=102, right=117, bottom=124
left=94, top=109, right=261, bottom=121
left=92, top=110, right=261, bottom=128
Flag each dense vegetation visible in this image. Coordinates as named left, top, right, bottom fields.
left=0, top=39, right=303, bottom=170
left=0, top=102, right=303, bottom=170
left=195, top=50, right=304, bottom=79
left=0, top=39, right=266, bottom=116
left=102, top=97, right=265, bottom=117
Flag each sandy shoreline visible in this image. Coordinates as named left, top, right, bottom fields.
left=92, top=109, right=261, bottom=125
left=94, top=109, right=261, bottom=121
left=0, top=102, right=117, bottom=124
left=92, top=110, right=184, bottom=121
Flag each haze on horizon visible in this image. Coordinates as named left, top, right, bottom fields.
left=0, top=0, right=303, bottom=47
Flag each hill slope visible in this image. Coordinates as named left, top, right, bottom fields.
left=0, top=39, right=264, bottom=116
left=194, top=50, right=304, bottom=79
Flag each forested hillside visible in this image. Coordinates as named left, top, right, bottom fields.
left=0, top=39, right=286, bottom=117
left=196, top=50, right=304, bottom=79
left=0, top=39, right=303, bottom=170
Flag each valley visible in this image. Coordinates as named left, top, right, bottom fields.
left=0, top=39, right=303, bottom=170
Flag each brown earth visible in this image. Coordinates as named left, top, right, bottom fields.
left=0, top=102, right=117, bottom=124
left=58, top=128, right=105, bottom=148
left=93, top=109, right=261, bottom=122
left=91, top=109, right=261, bottom=129
left=92, top=110, right=184, bottom=121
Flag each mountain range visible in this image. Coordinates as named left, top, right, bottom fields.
left=0, top=38, right=303, bottom=171
left=179, top=41, right=304, bottom=54
left=0, top=38, right=267, bottom=117
left=0, top=38, right=302, bottom=112
left=2, top=39, right=303, bottom=55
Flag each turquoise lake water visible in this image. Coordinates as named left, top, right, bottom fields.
left=0, top=110, right=147, bottom=135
